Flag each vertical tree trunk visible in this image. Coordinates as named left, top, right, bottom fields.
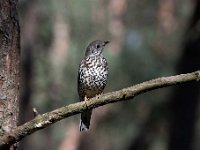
left=0, top=0, right=20, bottom=149
left=108, top=0, right=127, bottom=54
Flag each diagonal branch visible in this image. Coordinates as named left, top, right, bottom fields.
left=0, top=71, right=199, bottom=148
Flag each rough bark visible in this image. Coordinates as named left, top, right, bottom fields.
left=0, top=0, right=20, bottom=149
left=0, top=71, right=199, bottom=148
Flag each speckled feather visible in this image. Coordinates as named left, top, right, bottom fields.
left=78, top=40, right=109, bottom=131
left=78, top=55, right=108, bottom=99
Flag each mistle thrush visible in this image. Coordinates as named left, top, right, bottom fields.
left=78, top=40, right=109, bottom=131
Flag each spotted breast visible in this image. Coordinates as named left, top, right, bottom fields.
left=78, top=40, right=109, bottom=131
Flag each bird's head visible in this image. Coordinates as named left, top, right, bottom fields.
left=85, top=40, right=109, bottom=57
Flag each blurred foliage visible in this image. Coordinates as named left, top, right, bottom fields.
left=18, top=0, right=195, bottom=150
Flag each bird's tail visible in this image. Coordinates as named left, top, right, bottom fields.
left=80, top=110, right=92, bottom=132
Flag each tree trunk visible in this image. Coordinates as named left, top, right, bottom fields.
left=0, top=0, right=20, bottom=149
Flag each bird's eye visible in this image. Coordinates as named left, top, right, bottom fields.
left=96, top=44, right=100, bottom=49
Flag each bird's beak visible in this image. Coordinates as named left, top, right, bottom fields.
left=103, top=41, right=110, bottom=46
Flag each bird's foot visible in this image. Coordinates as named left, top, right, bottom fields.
left=83, top=96, right=89, bottom=110
left=96, top=93, right=103, bottom=99
left=84, top=95, right=89, bottom=101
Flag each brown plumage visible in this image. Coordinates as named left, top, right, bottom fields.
left=78, top=40, right=109, bottom=131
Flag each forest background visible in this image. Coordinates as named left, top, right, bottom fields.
left=18, top=0, right=200, bottom=150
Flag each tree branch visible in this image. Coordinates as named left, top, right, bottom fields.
left=0, top=71, right=199, bottom=148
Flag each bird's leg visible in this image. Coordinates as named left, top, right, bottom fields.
left=84, top=95, right=89, bottom=101
left=84, top=95, right=89, bottom=110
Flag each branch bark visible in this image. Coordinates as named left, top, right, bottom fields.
left=0, top=71, right=199, bottom=148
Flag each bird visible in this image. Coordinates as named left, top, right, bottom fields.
left=78, top=40, right=109, bottom=131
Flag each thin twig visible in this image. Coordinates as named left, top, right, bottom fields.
left=32, top=108, right=40, bottom=117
